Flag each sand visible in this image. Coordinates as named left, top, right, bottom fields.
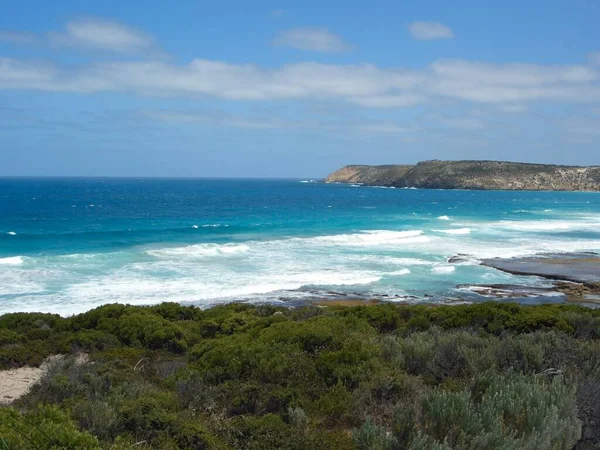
left=0, top=366, right=44, bottom=405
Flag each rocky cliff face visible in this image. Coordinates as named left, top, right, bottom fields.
left=324, top=165, right=413, bottom=185
left=325, top=160, right=600, bottom=191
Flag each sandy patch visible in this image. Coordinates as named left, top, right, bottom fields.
left=0, top=366, right=44, bottom=405
left=0, top=355, right=74, bottom=405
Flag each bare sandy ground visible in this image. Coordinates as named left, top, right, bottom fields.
left=0, top=366, right=44, bottom=405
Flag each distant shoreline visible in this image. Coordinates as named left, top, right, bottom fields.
left=326, top=160, right=600, bottom=191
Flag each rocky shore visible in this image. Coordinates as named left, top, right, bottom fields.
left=463, top=253, right=600, bottom=305
left=325, top=160, right=600, bottom=191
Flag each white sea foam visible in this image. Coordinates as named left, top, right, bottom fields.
left=0, top=256, right=24, bottom=265
left=434, top=228, right=471, bottom=235
left=147, top=243, right=250, bottom=258
left=311, top=230, right=428, bottom=246
left=4, top=207, right=600, bottom=316
left=380, top=257, right=435, bottom=266
left=6, top=231, right=17, bottom=236
left=388, top=268, right=411, bottom=276
left=437, top=215, right=451, bottom=221
left=490, top=219, right=600, bottom=233
left=432, top=265, right=456, bottom=274
left=2, top=269, right=383, bottom=315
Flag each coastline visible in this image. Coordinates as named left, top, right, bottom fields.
left=324, top=160, right=600, bottom=191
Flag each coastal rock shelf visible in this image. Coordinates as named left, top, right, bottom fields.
left=325, top=160, right=600, bottom=191
left=476, top=253, right=600, bottom=304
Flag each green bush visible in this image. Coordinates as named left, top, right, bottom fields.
left=0, top=405, right=99, bottom=449
left=2, top=301, right=598, bottom=449
left=227, top=414, right=307, bottom=450
left=314, top=381, right=353, bottom=425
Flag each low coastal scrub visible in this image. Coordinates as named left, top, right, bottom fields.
left=1, top=302, right=599, bottom=449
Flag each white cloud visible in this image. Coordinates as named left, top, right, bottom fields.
left=0, top=30, right=38, bottom=44
left=48, top=18, right=154, bottom=53
left=498, top=104, right=528, bottom=113
left=2, top=56, right=598, bottom=107
left=349, top=94, right=424, bottom=108
left=357, top=123, right=410, bottom=133
left=143, top=109, right=415, bottom=135
left=427, top=59, right=598, bottom=103
left=439, top=117, right=484, bottom=130
left=409, top=21, right=454, bottom=40
left=273, top=28, right=351, bottom=52
left=143, top=110, right=281, bottom=129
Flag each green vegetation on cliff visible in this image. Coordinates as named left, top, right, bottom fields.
left=1, top=302, right=600, bottom=449
left=325, top=160, right=600, bottom=191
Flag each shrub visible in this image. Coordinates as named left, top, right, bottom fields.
left=109, top=312, right=188, bottom=352
left=412, top=373, right=581, bottom=449
left=175, top=372, right=219, bottom=412
left=398, top=328, right=497, bottom=382
left=119, top=392, right=178, bottom=439
left=1, top=301, right=597, bottom=449
left=21, top=356, right=114, bottom=407
left=0, top=404, right=99, bottom=449
left=314, top=381, right=353, bottom=425
left=287, top=406, right=309, bottom=430
left=0, top=312, right=60, bottom=333
left=227, top=414, right=307, bottom=450
left=0, top=328, right=22, bottom=345
left=353, top=418, right=397, bottom=450
left=71, top=400, right=122, bottom=442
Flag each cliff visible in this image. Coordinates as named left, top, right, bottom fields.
left=325, top=160, right=600, bottom=191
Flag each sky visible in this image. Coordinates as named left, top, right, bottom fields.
left=1, top=0, right=599, bottom=177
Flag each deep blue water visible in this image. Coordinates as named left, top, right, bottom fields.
left=1, top=178, right=600, bottom=315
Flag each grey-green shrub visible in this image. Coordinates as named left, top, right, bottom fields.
left=409, top=373, right=581, bottom=450
left=288, top=406, right=309, bottom=430
left=353, top=418, right=398, bottom=450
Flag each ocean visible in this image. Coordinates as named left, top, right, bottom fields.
left=1, top=178, right=600, bottom=316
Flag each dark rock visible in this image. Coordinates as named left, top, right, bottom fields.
left=481, top=254, right=600, bottom=284
left=448, top=254, right=478, bottom=264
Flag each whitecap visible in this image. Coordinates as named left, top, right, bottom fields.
left=433, top=228, right=471, bottom=235
left=6, top=231, right=17, bottom=236
left=432, top=265, right=456, bottom=274
left=493, top=220, right=591, bottom=232
left=0, top=256, right=24, bottom=265
left=147, top=243, right=250, bottom=259
left=311, top=230, right=428, bottom=246
left=388, top=268, right=411, bottom=276
left=437, top=215, right=451, bottom=221
left=192, top=225, right=199, bottom=229
left=7, top=269, right=383, bottom=316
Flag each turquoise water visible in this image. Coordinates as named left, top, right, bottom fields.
left=1, top=178, right=600, bottom=315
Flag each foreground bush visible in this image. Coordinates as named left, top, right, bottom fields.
left=0, top=301, right=598, bottom=449
left=0, top=405, right=99, bottom=449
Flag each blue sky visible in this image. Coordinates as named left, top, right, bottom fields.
left=1, top=0, right=599, bottom=177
